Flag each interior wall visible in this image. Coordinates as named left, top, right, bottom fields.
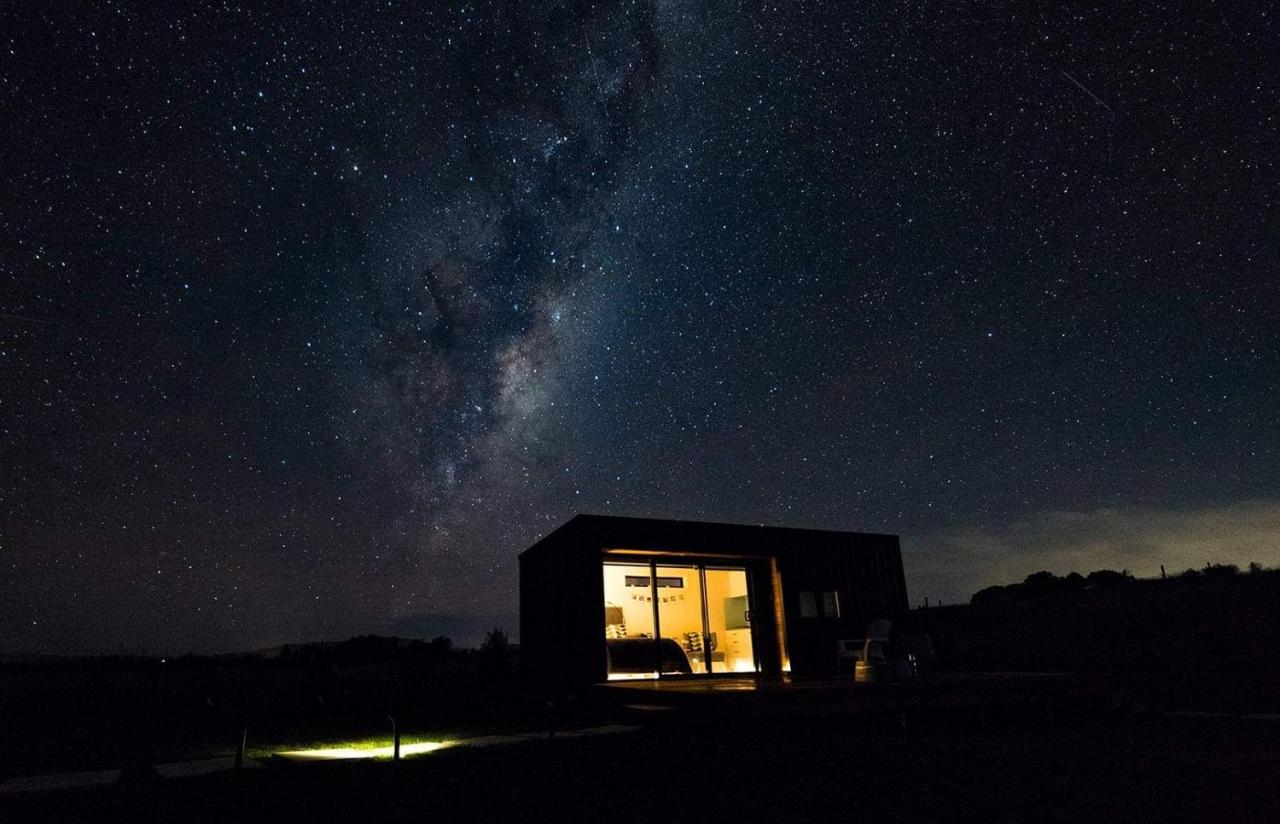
left=704, top=568, right=755, bottom=672
left=654, top=565, right=702, bottom=638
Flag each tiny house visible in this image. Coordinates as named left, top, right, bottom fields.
left=519, top=514, right=908, bottom=689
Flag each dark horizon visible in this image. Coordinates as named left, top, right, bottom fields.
left=3, top=2, right=1277, bottom=656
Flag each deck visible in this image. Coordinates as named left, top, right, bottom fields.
left=589, top=671, right=1102, bottom=718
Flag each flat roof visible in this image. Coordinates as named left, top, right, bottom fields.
left=520, top=513, right=899, bottom=559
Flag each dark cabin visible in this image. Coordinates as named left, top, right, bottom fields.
left=519, top=514, right=908, bottom=690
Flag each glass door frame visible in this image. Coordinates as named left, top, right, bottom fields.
left=603, top=553, right=762, bottom=679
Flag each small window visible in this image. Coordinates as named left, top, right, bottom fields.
left=798, top=589, right=841, bottom=619
left=798, top=590, right=817, bottom=618
left=624, top=575, right=684, bottom=588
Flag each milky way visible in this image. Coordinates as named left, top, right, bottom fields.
left=2, top=2, right=1277, bottom=652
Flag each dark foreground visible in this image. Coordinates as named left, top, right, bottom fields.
left=3, top=709, right=1277, bottom=823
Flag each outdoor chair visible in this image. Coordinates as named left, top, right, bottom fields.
left=836, top=619, right=893, bottom=676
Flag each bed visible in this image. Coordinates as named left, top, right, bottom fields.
left=605, top=638, right=692, bottom=675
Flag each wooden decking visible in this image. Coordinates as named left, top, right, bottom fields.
left=590, top=671, right=1102, bottom=717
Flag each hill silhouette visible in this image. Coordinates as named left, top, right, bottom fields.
left=910, top=564, right=1280, bottom=712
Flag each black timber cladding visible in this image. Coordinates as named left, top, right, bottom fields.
left=519, top=514, right=908, bottom=688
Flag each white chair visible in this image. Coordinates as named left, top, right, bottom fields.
left=836, top=619, right=893, bottom=675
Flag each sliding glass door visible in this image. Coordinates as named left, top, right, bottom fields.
left=703, top=567, right=756, bottom=673
left=655, top=565, right=705, bottom=674
left=601, top=562, right=659, bottom=679
left=603, top=558, right=757, bottom=680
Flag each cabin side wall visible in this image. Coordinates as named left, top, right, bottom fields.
left=519, top=530, right=606, bottom=691
left=775, top=534, right=908, bottom=676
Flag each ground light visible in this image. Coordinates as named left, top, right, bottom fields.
left=276, top=740, right=455, bottom=761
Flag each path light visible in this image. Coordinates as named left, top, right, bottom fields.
left=235, top=726, right=247, bottom=770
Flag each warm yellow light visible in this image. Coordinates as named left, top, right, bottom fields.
left=606, top=672, right=659, bottom=681
left=277, top=741, right=454, bottom=761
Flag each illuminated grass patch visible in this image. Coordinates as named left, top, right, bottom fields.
left=275, top=737, right=456, bottom=761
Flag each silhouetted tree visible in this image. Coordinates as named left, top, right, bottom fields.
left=971, top=584, right=1009, bottom=605
left=478, top=627, right=513, bottom=687
left=1203, top=563, right=1240, bottom=579
left=1086, top=569, right=1132, bottom=588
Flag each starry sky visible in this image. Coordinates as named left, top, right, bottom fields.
left=3, top=2, right=1277, bottom=654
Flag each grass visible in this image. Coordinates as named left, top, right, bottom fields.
left=258, top=732, right=460, bottom=761
left=260, top=733, right=445, bottom=754
left=2, top=710, right=1277, bottom=822
left=0, top=708, right=582, bottom=775
left=0, top=668, right=607, bottom=776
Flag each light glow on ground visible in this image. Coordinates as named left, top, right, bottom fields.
left=607, top=672, right=659, bottom=681
left=277, top=741, right=455, bottom=761
left=273, top=724, right=640, bottom=763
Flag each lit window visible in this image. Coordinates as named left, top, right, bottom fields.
left=798, top=589, right=841, bottom=619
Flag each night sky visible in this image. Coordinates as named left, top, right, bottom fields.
left=3, top=2, right=1277, bottom=654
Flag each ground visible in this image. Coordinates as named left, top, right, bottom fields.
left=3, top=708, right=1277, bottom=822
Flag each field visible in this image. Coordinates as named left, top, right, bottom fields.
left=2, top=705, right=1278, bottom=822
left=0, top=640, right=570, bottom=776
left=4, top=575, right=1278, bottom=820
